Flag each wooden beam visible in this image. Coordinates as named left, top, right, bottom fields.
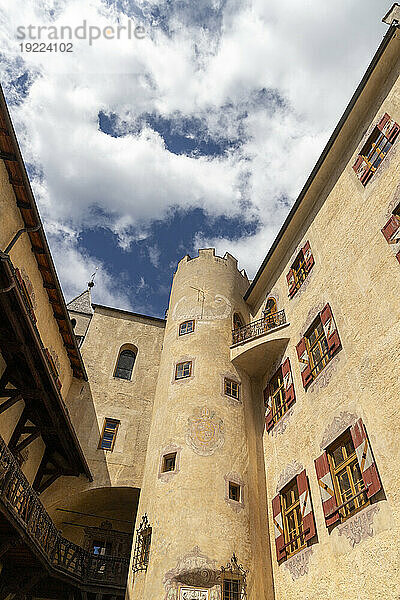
left=31, top=245, right=46, bottom=255
left=0, top=150, right=17, bottom=161
left=0, top=394, right=22, bottom=415
left=14, top=429, right=41, bottom=452
left=16, top=200, right=32, bottom=210
left=43, top=282, right=56, bottom=290
left=0, top=388, right=21, bottom=398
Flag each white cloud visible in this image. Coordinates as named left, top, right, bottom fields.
left=0, top=0, right=388, bottom=290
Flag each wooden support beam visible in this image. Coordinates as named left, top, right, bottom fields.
left=53, top=312, right=66, bottom=321
left=14, top=429, right=40, bottom=453
left=0, top=150, right=17, bottom=162
left=16, top=200, right=32, bottom=210
left=43, top=282, right=56, bottom=290
left=0, top=394, right=22, bottom=415
left=31, top=245, right=46, bottom=255
left=8, top=176, right=24, bottom=187
left=0, top=388, right=21, bottom=398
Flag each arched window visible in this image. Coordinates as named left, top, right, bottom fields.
left=264, top=297, right=277, bottom=315
left=114, top=348, right=136, bottom=380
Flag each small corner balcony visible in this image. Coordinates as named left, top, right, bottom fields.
left=230, top=310, right=290, bottom=377
left=232, top=309, right=287, bottom=346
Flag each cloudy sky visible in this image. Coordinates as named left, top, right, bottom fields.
left=0, top=0, right=389, bottom=316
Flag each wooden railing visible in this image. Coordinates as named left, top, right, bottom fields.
left=0, top=435, right=129, bottom=588
left=232, top=310, right=286, bottom=345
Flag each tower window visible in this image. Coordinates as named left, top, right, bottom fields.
left=229, top=482, right=241, bottom=503
left=114, top=348, right=136, bottom=380
left=224, top=378, right=240, bottom=400
left=175, top=361, right=192, bottom=379
left=162, top=452, right=177, bottom=473
left=99, top=418, right=120, bottom=451
left=179, top=320, right=195, bottom=335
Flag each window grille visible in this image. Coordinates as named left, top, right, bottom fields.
left=132, top=514, right=152, bottom=572
left=99, top=418, right=120, bottom=451
left=220, top=553, right=247, bottom=600
left=328, top=431, right=369, bottom=520
left=175, top=361, right=192, bottom=379
left=179, top=320, right=195, bottom=335
left=114, top=349, right=136, bottom=380
left=224, top=378, right=240, bottom=400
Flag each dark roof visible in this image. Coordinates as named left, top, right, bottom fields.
left=0, top=86, right=87, bottom=380
left=92, top=303, right=166, bottom=324
left=244, top=22, right=399, bottom=301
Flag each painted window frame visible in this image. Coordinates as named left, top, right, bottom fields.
left=161, top=452, right=177, bottom=473
left=327, top=430, right=369, bottom=522
left=304, top=316, right=330, bottom=380
left=98, top=418, right=120, bottom=451
left=280, top=478, right=307, bottom=558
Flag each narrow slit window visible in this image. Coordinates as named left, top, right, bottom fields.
left=114, top=348, right=136, bottom=380
left=224, top=378, right=240, bottom=400
left=162, top=452, right=177, bottom=473
left=229, top=482, right=241, bottom=503
left=175, top=361, right=192, bottom=379
left=99, top=418, right=120, bottom=451
left=179, top=320, right=195, bottom=335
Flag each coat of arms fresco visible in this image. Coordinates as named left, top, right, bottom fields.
left=186, top=407, right=224, bottom=456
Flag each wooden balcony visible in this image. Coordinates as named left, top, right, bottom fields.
left=232, top=310, right=287, bottom=346
left=0, top=434, right=129, bottom=592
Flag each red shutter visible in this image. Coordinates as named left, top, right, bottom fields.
left=296, top=337, right=312, bottom=388
left=320, top=303, right=341, bottom=356
left=286, top=268, right=297, bottom=298
left=377, top=113, right=391, bottom=132
left=302, top=241, right=314, bottom=272
left=314, top=452, right=339, bottom=526
left=282, top=358, right=295, bottom=408
left=387, top=121, right=400, bottom=143
left=352, top=154, right=363, bottom=172
left=272, top=494, right=286, bottom=561
left=264, top=385, right=274, bottom=432
left=296, top=470, right=316, bottom=542
left=350, top=419, right=382, bottom=499
left=381, top=214, right=400, bottom=244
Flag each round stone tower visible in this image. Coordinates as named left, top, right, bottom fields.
left=129, top=249, right=273, bottom=600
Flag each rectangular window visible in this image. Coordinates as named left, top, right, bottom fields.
left=224, top=378, right=240, bottom=400
left=179, top=320, right=195, bottom=335
left=99, top=418, right=120, bottom=451
left=287, top=241, right=314, bottom=297
left=328, top=430, right=369, bottom=520
left=281, top=479, right=306, bottom=557
left=175, top=361, right=192, bottom=379
left=353, top=113, right=399, bottom=185
left=305, top=316, right=330, bottom=380
left=223, top=579, right=241, bottom=600
left=228, top=482, right=241, bottom=503
left=268, top=368, right=286, bottom=426
left=162, top=452, right=177, bottom=473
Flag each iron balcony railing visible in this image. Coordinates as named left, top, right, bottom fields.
left=0, top=434, right=129, bottom=588
left=232, top=309, right=287, bottom=345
